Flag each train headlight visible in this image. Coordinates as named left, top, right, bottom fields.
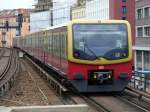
left=94, top=74, right=97, bottom=79
left=108, top=75, right=111, bottom=79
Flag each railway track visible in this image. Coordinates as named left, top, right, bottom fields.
left=3, top=52, right=149, bottom=112
left=0, top=48, right=19, bottom=97
left=116, top=89, right=150, bottom=112
left=0, top=48, right=11, bottom=74
left=81, top=95, right=110, bottom=112
left=0, top=49, right=13, bottom=80
left=0, top=48, right=5, bottom=59
left=20, top=54, right=150, bottom=112
left=81, top=93, right=149, bottom=112
left=0, top=57, right=72, bottom=106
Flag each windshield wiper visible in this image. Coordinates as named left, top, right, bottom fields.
left=83, top=37, right=100, bottom=60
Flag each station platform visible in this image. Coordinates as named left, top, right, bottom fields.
left=0, top=104, right=88, bottom=112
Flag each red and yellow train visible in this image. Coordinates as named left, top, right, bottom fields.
left=14, top=20, right=132, bottom=92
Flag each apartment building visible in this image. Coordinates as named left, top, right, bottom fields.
left=134, top=0, right=150, bottom=71
left=72, top=6, right=86, bottom=20
left=0, top=9, right=30, bottom=47
left=34, top=0, right=52, bottom=12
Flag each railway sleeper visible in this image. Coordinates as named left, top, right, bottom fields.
left=26, top=56, right=68, bottom=96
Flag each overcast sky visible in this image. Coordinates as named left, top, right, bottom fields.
left=0, top=0, right=35, bottom=9
left=0, top=0, right=76, bottom=10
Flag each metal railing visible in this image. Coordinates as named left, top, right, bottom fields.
left=129, top=71, right=150, bottom=93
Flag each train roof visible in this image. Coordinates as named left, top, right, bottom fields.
left=45, top=23, right=68, bottom=31
left=23, top=19, right=130, bottom=36
left=43, top=19, right=129, bottom=31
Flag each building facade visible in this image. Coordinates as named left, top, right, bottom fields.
left=34, top=0, right=52, bottom=12
left=0, top=9, right=30, bottom=47
left=72, top=6, right=86, bottom=20
left=71, top=0, right=135, bottom=44
left=53, top=1, right=72, bottom=26
left=133, top=0, right=150, bottom=71
left=30, top=0, right=76, bottom=32
left=30, top=11, right=51, bottom=33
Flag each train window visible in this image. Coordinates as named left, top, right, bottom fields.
left=45, top=34, right=49, bottom=52
left=50, top=33, right=52, bottom=53
left=52, top=34, right=54, bottom=54
left=60, top=34, right=63, bottom=58
left=56, top=33, right=60, bottom=56
left=61, top=33, right=66, bottom=59
left=53, top=34, right=57, bottom=56
left=60, top=33, right=64, bottom=58
left=63, top=33, right=67, bottom=59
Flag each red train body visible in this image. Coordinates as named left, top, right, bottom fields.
left=14, top=20, right=133, bottom=92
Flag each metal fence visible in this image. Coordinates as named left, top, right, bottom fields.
left=129, top=71, right=150, bottom=93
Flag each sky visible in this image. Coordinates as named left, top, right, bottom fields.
left=0, top=0, right=35, bottom=10
left=0, top=0, right=76, bottom=10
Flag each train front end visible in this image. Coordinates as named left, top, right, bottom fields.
left=67, top=20, right=132, bottom=92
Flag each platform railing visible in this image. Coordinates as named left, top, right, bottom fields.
left=128, top=71, right=150, bottom=93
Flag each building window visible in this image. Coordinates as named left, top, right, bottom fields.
left=122, top=6, right=127, bottom=14
left=144, top=26, right=150, bottom=36
left=144, top=7, right=150, bottom=18
left=137, top=8, right=143, bottom=19
left=24, top=18, right=26, bottom=22
left=137, top=27, right=143, bottom=37
left=144, top=51, right=150, bottom=70
left=136, top=50, right=142, bottom=70
left=122, top=0, right=126, bottom=2
left=16, top=18, right=18, bottom=22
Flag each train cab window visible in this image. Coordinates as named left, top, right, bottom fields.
left=73, top=24, right=128, bottom=60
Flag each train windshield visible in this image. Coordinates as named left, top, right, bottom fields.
left=73, top=24, right=128, bottom=60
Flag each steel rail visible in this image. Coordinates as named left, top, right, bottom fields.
left=83, top=95, right=111, bottom=112
left=68, top=87, right=111, bottom=112
left=0, top=48, right=5, bottom=60
left=115, top=94, right=150, bottom=112
left=0, top=49, right=19, bottom=97
left=25, top=56, right=82, bottom=106
left=0, top=49, right=13, bottom=80
left=126, top=86, right=150, bottom=99
left=26, top=56, right=68, bottom=95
